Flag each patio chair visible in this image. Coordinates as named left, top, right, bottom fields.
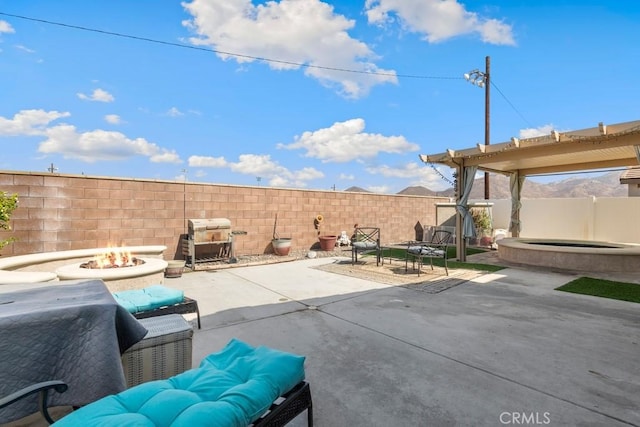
left=406, top=229, right=452, bottom=276
left=351, top=227, right=381, bottom=265
left=0, top=380, right=68, bottom=425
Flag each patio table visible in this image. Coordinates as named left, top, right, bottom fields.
left=0, top=279, right=148, bottom=424
left=380, top=242, right=410, bottom=266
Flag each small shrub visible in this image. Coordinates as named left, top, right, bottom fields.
left=0, top=191, right=19, bottom=250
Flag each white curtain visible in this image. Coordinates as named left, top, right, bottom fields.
left=456, top=166, right=478, bottom=239
left=509, top=172, right=526, bottom=234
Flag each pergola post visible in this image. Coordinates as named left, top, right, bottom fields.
left=455, top=163, right=466, bottom=262
left=509, top=171, right=525, bottom=238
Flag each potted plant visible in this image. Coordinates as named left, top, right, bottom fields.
left=314, top=214, right=337, bottom=251
left=165, top=259, right=186, bottom=278
left=271, top=213, right=292, bottom=256
left=471, top=208, right=492, bottom=247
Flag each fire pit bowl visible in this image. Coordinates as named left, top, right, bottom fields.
left=0, top=245, right=168, bottom=290
left=56, top=258, right=168, bottom=291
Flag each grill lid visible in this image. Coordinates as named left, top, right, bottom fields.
left=188, top=218, right=231, bottom=231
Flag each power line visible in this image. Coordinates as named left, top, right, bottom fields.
left=0, top=11, right=461, bottom=81
left=2, top=11, right=537, bottom=131
left=490, top=80, right=534, bottom=128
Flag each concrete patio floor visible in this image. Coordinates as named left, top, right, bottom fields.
left=164, top=254, right=640, bottom=427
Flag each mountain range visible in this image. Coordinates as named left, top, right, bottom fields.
left=346, top=170, right=628, bottom=198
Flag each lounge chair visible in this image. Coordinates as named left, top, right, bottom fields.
left=2, top=339, right=312, bottom=426
left=113, top=285, right=202, bottom=329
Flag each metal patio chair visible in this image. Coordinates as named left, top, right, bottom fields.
left=406, top=229, right=452, bottom=276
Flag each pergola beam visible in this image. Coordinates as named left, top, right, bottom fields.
left=518, top=157, right=639, bottom=176
left=462, top=131, right=640, bottom=168
left=420, top=118, right=640, bottom=253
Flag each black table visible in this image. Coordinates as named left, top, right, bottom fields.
left=0, top=280, right=147, bottom=424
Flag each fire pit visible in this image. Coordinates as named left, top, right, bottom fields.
left=80, top=248, right=145, bottom=269
left=56, top=247, right=168, bottom=292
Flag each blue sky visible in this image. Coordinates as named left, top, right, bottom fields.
left=1, top=1, right=639, bottom=192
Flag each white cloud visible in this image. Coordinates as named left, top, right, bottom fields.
left=0, top=109, right=70, bottom=136
left=104, top=114, right=122, bottom=125
left=189, top=153, right=323, bottom=188
left=150, top=151, right=182, bottom=163
left=77, top=88, right=115, bottom=102
left=38, top=125, right=181, bottom=163
left=339, top=173, right=355, bottom=180
left=365, top=0, right=515, bottom=45
left=366, top=161, right=453, bottom=191
left=278, top=118, right=419, bottom=162
left=519, top=124, right=555, bottom=139
left=188, top=155, right=227, bottom=167
left=166, top=107, right=185, bottom=117
left=367, top=185, right=390, bottom=193
left=182, top=0, right=397, bottom=98
left=15, top=44, right=35, bottom=53
left=0, top=20, right=14, bottom=34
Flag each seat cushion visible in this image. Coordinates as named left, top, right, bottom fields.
left=352, top=241, right=378, bottom=250
left=53, top=338, right=306, bottom=427
left=113, top=285, right=184, bottom=314
left=408, top=246, right=444, bottom=256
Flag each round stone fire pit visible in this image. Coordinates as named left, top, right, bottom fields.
left=56, top=257, right=168, bottom=292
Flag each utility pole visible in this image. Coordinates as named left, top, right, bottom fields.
left=464, top=55, right=491, bottom=199
left=47, top=163, right=58, bottom=173
left=484, top=56, right=491, bottom=200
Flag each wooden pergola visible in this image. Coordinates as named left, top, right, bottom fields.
left=420, top=119, right=640, bottom=261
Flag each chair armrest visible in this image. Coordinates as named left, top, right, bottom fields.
left=0, top=380, right=68, bottom=425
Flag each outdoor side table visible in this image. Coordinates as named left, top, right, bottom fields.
left=121, top=314, right=194, bottom=388
left=380, top=242, right=410, bottom=266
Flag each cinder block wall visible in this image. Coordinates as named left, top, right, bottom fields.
left=0, top=171, right=443, bottom=259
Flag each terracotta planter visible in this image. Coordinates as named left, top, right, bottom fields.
left=319, top=235, right=337, bottom=251
left=272, top=238, right=292, bottom=256
left=480, top=236, right=493, bottom=247
left=165, top=260, right=186, bottom=278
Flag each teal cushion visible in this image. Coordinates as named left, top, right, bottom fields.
left=113, top=285, right=184, bottom=314
left=53, top=338, right=306, bottom=427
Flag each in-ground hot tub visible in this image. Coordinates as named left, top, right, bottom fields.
left=497, top=238, right=640, bottom=272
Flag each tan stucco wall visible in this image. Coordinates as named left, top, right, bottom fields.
left=0, top=171, right=444, bottom=259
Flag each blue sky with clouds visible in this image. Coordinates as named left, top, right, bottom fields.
left=1, top=1, right=639, bottom=192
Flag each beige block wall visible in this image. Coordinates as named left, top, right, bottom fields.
left=0, top=171, right=443, bottom=259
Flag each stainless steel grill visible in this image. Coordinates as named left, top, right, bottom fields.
left=183, top=218, right=233, bottom=269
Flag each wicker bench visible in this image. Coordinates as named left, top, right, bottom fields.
left=121, top=314, right=194, bottom=388
left=113, top=285, right=202, bottom=329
